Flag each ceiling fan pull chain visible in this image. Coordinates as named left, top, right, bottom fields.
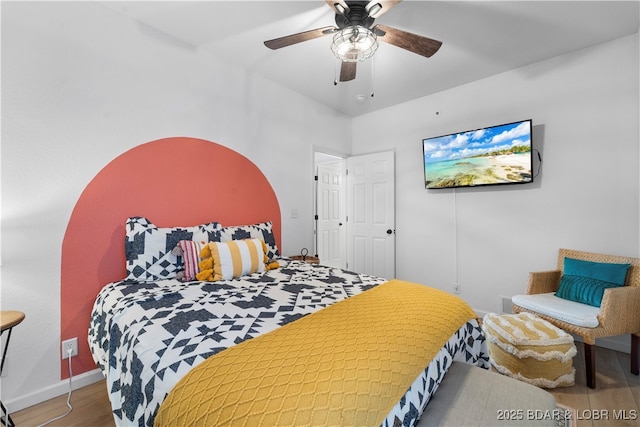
left=334, top=59, right=339, bottom=85
left=370, top=56, right=375, bottom=98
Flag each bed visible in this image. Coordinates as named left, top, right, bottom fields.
left=88, top=217, right=489, bottom=427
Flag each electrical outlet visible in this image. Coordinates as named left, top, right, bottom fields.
left=61, top=337, right=78, bottom=359
left=453, top=282, right=460, bottom=294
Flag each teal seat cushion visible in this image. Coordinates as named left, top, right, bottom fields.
left=555, top=257, right=630, bottom=307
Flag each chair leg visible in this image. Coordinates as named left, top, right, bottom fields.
left=632, top=334, right=639, bottom=376
left=584, top=342, right=596, bottom=389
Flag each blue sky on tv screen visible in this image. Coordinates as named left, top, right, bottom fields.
left=423, top=120, right=531, bottom=164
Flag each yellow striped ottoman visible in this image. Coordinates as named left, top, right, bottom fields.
left=482, top=312, right=576, bottom=388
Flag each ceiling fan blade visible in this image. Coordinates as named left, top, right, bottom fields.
left=264, top=26, right=336, bottom=50
left=366, top=0, right=402, bottom=19
left=325, top=0, right=350, bottom=16
left=374, top=24, right=442, bottom=58
left=340, top=61, right=357, bottom=82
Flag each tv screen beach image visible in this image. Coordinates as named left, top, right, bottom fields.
left=423, top=120, right=533, bottom=189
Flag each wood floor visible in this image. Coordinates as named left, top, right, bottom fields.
left=548, top=343, right=639, bottom=427
left=9, top=379, right=113, bottom=427
left=9, top=343, right=640, bottom=427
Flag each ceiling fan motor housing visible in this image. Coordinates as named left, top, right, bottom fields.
left=335, top=2, right=376, bottom=29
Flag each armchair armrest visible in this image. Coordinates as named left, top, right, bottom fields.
left=526, top=270, right=562, bottom=295
left=598, top=286, right=640, bottom=335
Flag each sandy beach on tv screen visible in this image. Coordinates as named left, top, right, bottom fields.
left=488, top=154, right=531, bottom=182
left=429, top=153, right=531, bottom=188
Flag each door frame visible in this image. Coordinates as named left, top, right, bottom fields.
left=313, top=149, right=396, bottom=277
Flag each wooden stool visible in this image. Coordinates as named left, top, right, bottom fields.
left=289, top=255, right=320, bottom=264
left=1, top=311, right=25, bottom=427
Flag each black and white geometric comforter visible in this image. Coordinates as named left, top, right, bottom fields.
left=89, top=260, right=488, bottom=427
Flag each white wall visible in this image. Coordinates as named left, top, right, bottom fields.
left=353, top=33, right=640, bottom=349
left=1, top=2, right=350, bottom=410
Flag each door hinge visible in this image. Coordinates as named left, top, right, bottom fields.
left=314, top=214, right=318, bottom=220
left=314, top=175, right=318, bottom=181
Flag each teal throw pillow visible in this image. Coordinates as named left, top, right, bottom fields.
left=556, top=275, right=622, bottom=307
left=555, top=257, right=630, bottom=307
left=562, top=257, right=630, bottom=285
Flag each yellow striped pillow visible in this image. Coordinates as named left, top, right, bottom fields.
left=207, top=238, right=266, bottom=281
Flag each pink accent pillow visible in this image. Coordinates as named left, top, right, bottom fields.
left=176, top=240, right=207, bottom=281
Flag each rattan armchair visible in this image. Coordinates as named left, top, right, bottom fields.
left=512, top=248, right=640, bottom=389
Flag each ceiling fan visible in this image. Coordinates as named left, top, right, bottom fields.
left=264, top=0, right=442, bottom=82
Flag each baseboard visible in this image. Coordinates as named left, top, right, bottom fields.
left=474, top=308, right=491, bottom=319
left=4, top=368, right=104, bottom=413
left=571, top=334, right=631, bottom=354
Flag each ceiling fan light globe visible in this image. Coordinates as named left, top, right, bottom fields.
left=331, top=25, right=378, bottom=62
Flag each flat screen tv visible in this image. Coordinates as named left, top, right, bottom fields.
left=423, top=119, right=533, bottom=189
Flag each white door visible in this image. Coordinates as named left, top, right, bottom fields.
left=346, top=151, right=395, bottom=278
left=316, top=161, right=346, bottom=268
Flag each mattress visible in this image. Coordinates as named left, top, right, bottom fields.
left=88, top=259, right=488, bottom=426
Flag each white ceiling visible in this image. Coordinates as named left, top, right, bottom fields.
left=99, top=1, right=639, bottom=117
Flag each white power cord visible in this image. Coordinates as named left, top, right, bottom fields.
left=37, top=349, right=74, bottom=427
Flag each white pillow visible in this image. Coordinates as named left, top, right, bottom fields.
left=125, top=217, right=221, bottom=281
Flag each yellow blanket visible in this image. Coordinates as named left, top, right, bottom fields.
left=155, top=279, right=476, bottom=427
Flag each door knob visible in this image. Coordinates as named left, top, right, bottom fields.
left=386, top=229, right=393, bottom=234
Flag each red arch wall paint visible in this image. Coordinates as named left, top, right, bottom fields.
left=61, top=137, right=281, bottom=378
